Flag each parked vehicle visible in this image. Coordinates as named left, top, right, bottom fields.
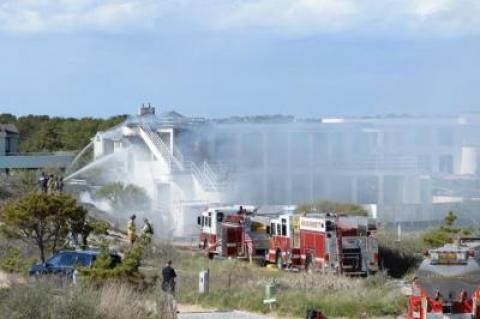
left=197, top=205, right=270, bottom=262
left=197, top=205, right=379, bottom=276
left=407, top=239, right=480, bottom=318
left=29, top=250, right=121, bottom=277
left=267, top=213, right=378, bottom=275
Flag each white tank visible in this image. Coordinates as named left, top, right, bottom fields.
left=460, top=146, right=477, bottom=175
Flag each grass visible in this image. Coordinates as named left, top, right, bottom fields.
left=0, top=231, right=410, bottom=318
left=152, top=247, right=408, bottom=318
left=0, top=279, right=176, bottom=319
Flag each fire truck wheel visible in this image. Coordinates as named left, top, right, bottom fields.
left=207, top=252, right=215, bottom=260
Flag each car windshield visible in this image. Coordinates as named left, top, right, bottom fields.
left=47, top=254, right=63, bottom=266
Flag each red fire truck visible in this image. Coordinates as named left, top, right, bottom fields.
left=266, top=213, right=379, bottom=276
left=407, top=239, right=480, bottom=318
left=197, top=205, right=270, bottom=260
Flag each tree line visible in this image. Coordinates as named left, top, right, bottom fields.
left=0, top=113, right=127, bottom=153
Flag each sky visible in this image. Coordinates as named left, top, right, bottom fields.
left=0, top=0, right=479, bottom=118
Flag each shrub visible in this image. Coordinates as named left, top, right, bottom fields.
left=297, top=200, right=368, bottom=216
left=376, top=228, right=425, bottom=278
left=0, top=280, right=176, bottom=319
left=0, top=247, right=35, bottom=274
left=81, top=243, right=145, bottom=286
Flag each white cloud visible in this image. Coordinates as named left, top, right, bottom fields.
left=0, top=0, right=168, bottom=33
left=208, top=0, right=480, bottom=36
left=1, top=0, right=480, bottom=36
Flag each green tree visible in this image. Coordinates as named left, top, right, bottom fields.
left=81, top=243, right=144, bottom=285
left=36, top=124, right=63, bottom=151
left=0, top=193, right=87, bottom=262
left=444, top=210, right=457, bottom=227
left=422, top=210, right=472, bottom=247
left=0, top=112, right=127, bottom=153
left=95, top=183, right=151, bottom=213
left=297, top=199, right=368, bottom=216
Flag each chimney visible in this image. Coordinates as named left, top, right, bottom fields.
left=138, top=103, right=156, bottom=116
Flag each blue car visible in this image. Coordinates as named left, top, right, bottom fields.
left=30, top=250, right=121, bottom=276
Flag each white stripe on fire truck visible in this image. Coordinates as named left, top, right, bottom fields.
left=226, top=243, right=237, bottom=247
left=299, top=254, right=325, bottom=262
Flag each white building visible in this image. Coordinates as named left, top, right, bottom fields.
left=68, top=106, right=480, bottom=236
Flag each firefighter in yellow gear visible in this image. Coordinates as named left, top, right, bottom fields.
left=127, top=215, right=137, bottom=245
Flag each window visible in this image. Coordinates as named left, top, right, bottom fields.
left=47, top=254, right=62, bottom=266
left=76, top=254, right=92, bottom=266
left=59, top=253, right=76, bottom=266
left=439, top=155, right=453, bottom=174
left=281, top=219, right=287, bottom=236
left=270, top=223, right=276, bottom=235
left=276, top=223, right=281, bottom=236
left=5, top=137, right=10, bottom=153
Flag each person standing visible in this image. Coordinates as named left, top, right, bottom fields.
left=47, top=174, right=55, bottom=193
left=141, top=218, right=154, bottom=244
left=127, top=215, right=137, bottom=246
left=39, top=172, right=48, bottom=193
left=56, top=177, right=64, bottom=192
left=161, top=260, right=177, bottom=295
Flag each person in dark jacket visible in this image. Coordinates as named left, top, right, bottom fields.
left=162, top=260, right=177, bottom=295
left=39, top=172, right=48, bottom=193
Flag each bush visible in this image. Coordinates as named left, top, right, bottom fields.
left=0, top=280, right=176, bottom=319
left=172, top=250, right=406, bottom=318
left=421, top=211, right=473, bottom=248
left=94, top=183, right=151, bottom=214
left=376, top=228, right=425, bottom=278
left=297, top=200, right=368, bottom=216
left=0, top=247, right=35, bottom=274
left=81, top=243, right=145, bottom=286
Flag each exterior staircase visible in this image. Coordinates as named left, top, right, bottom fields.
left=137, top=122, right=225, bottom=194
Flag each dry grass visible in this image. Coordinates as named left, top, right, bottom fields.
left=0, top=279, right=176, bottom=319
left=147, top=247, right=408, bottom=318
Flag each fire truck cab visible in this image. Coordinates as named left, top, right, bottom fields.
left=267, top=214, right=300, bottom=268
left=197, top=205, right=269, bottom=260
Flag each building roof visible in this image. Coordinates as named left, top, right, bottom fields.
left=0, top=124, right=19, bottom=135
left=159, top=111, right=185, bottom=118
left=0, top=155, right=74, bottom=169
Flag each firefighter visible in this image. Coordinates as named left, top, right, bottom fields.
left=246, top=240, right=253, bottom=264
left=56, top=176, right=64, bottom=192
left=141, top=218, right=154, bottom=244
left=162, top=260, right=177, bottom=295
left=47, top=174, right=55, bottom=193
left=305, top=250, right=313, bottom=273
left=39, top=172, right=48, bottom=193
left=127, top=215, right=137, bottom=245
